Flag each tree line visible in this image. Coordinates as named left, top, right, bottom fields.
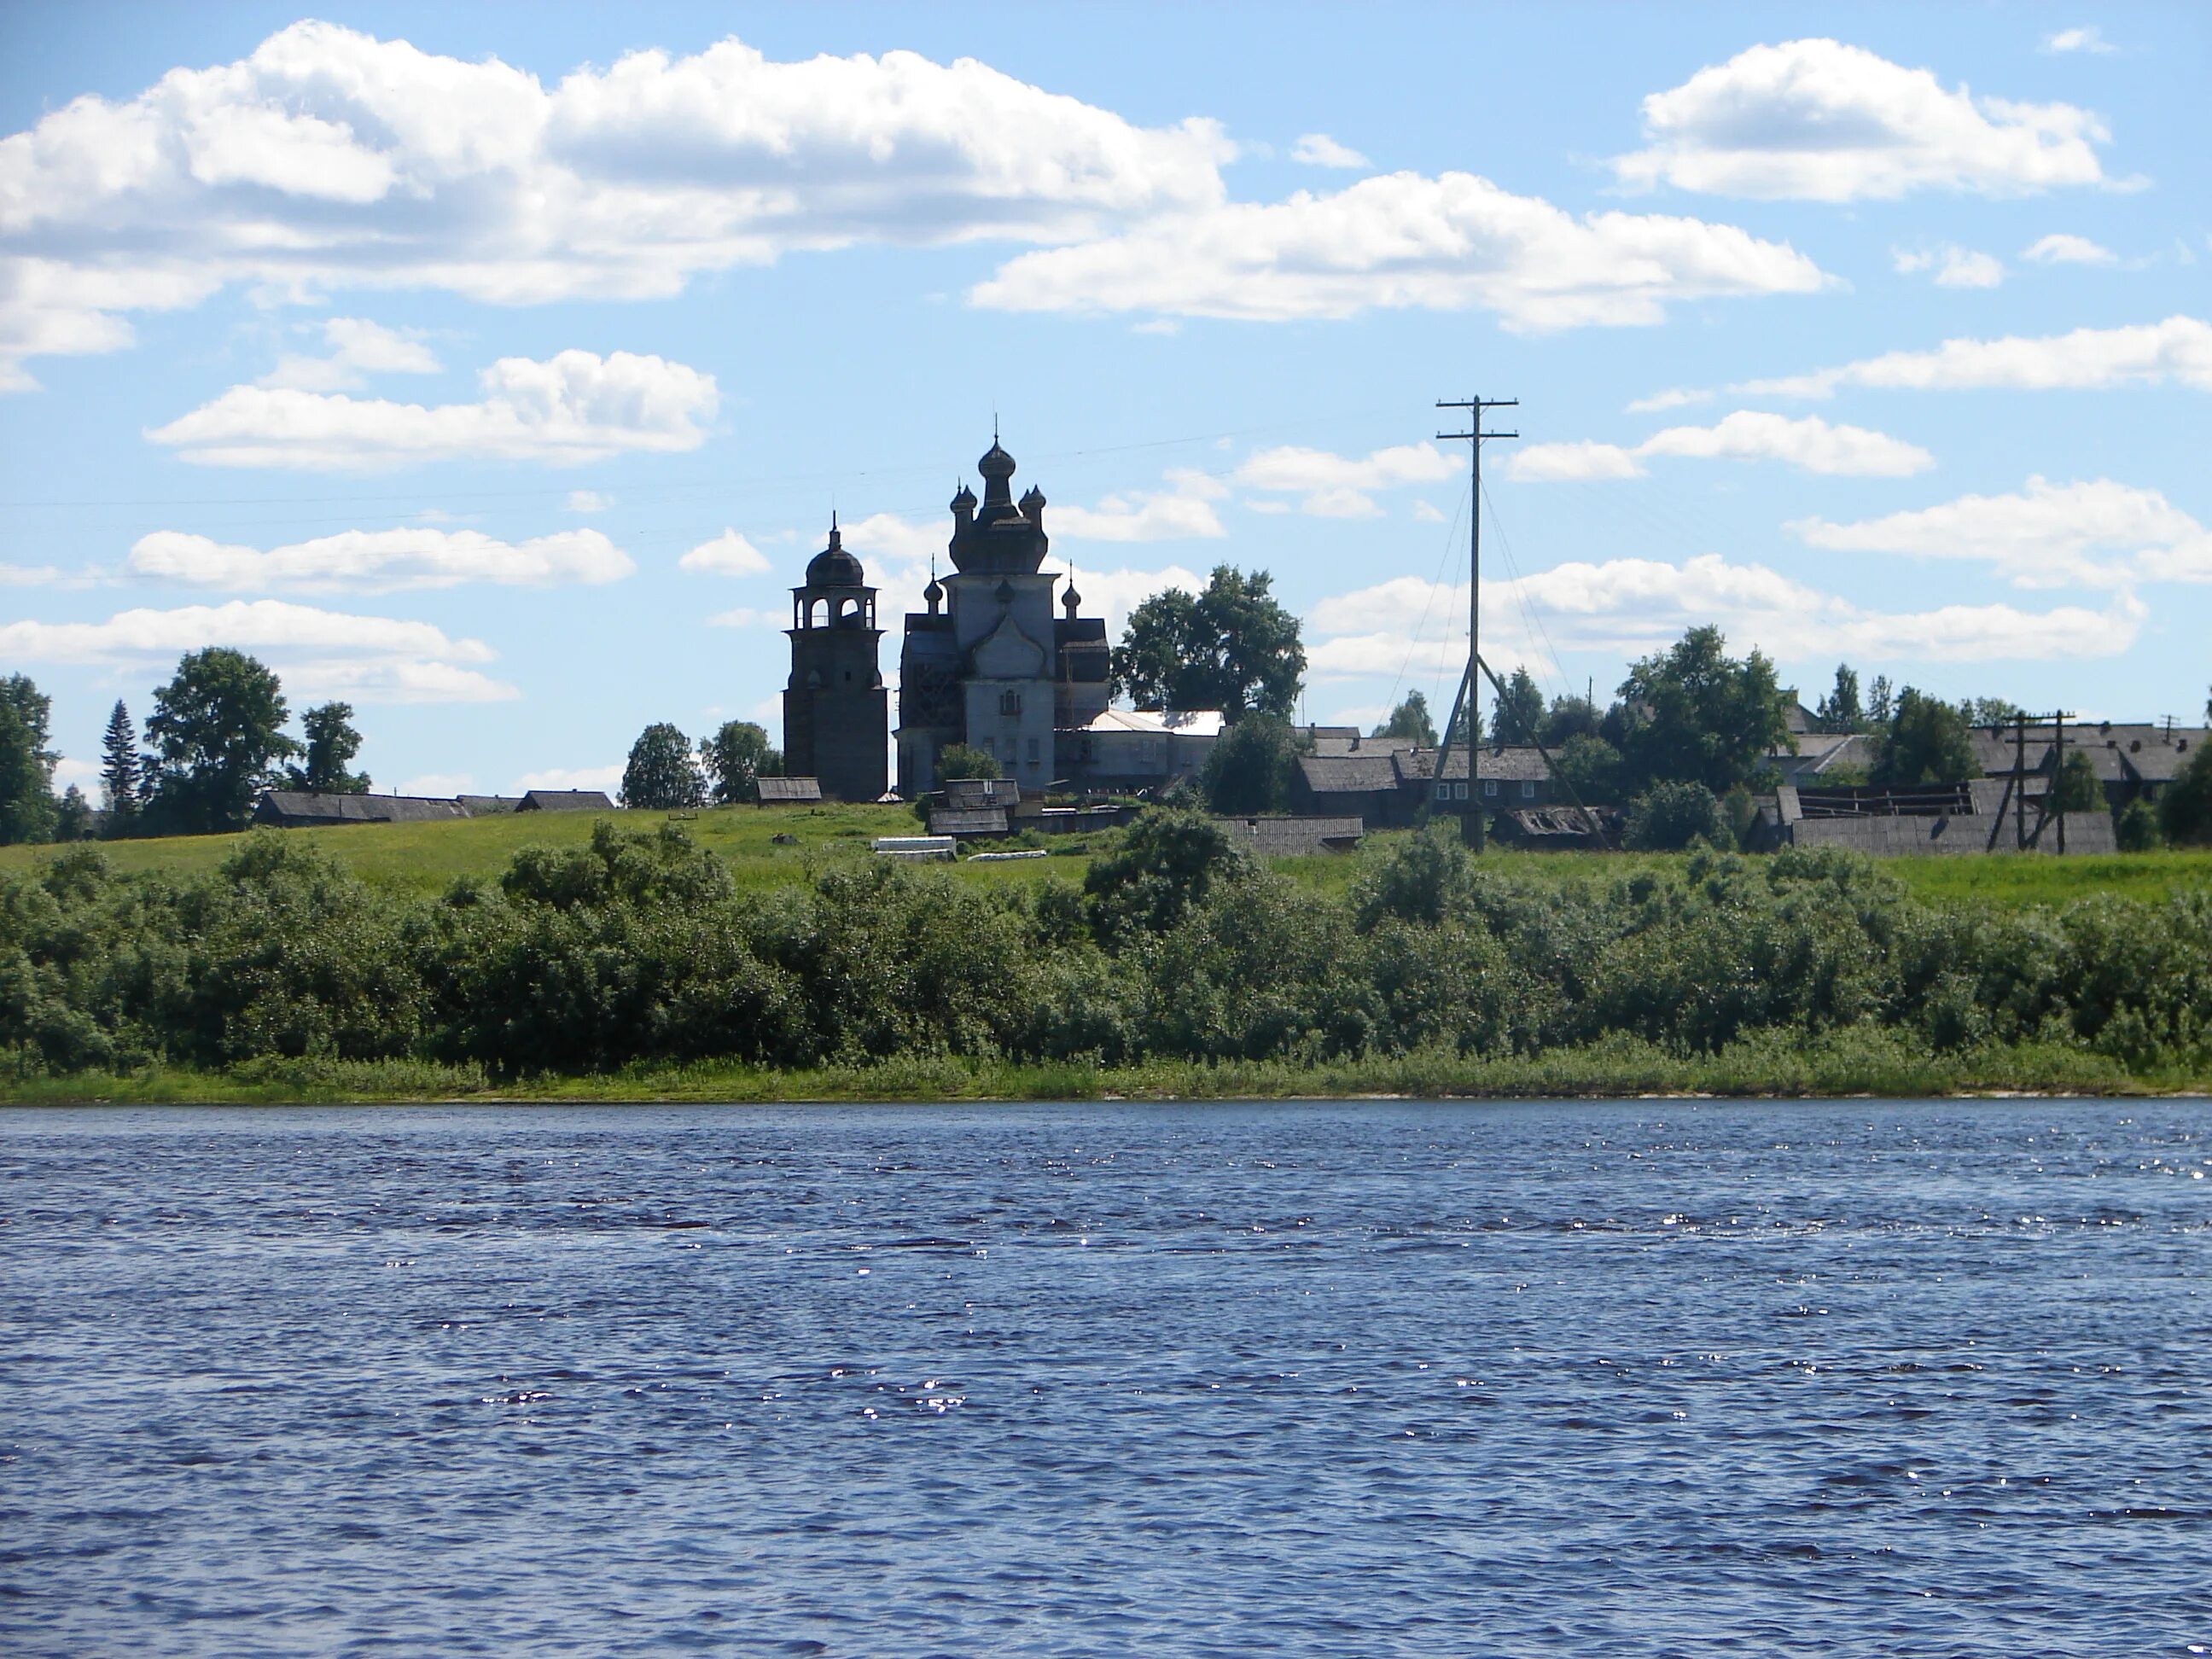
left=3, top=650, right=369, bottom=844
left=3, top=812, right=2205, bottom=1083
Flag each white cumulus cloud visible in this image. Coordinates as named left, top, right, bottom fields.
left=2023, top=232, right=2118, bottom=265
left=1290, top=133, right=1370, bottom=169
left=126, top=527, right=633, bottom=591
left=678, top=529, right=771, bottom=576
left=1307, top=554, right=2140, bottom=678
left=1790, top=476, right=2212, bottom=588
left=147, top=348, right=717, bottom=469
left=1511, top=411, right=1932, bottom=480
left=1614, top=38, right=2111, bottom=201
left=0, top=22, right=1232, bottom=388
left=515, top=764, right=621, bottom=794
left=1894, top=244, right=2005, bottom=288
left=0, top=599, right=515, bottom=701
left=972, top=170, right=1827, bottom=329
left=564, top=489, right=614, bottom=513
left=2043, top=26, right=2115, bottom=55
left=1735, top=315, right=2212, bottom=399
left=259, top=317, right=441, bottom=391
left=1236, top=440, right=1462, bottom=515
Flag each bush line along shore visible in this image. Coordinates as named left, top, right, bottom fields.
left=5, top=806, right=2208, bottom=1103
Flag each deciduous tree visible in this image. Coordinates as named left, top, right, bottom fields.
left=1492, top=667, right=1545, bottom=745
left=1200, top=712, right=1301, bottom=814
left=1371, top=690, right=1437, bottom=748
left=144, top=649, right=296, bottom=835
left=1113, top=566, right=1305, bottom=719
left=620, top=723, right=705, bottom=810
left=699, top=720, right=783, bottom=805
left=1872, top=688, right=1976, bottom=787
left=286, top=701, right=370, bottom=794
left=1612, top=626, right=1790, bottom=796
left=0, top=674, right=58, bottom=845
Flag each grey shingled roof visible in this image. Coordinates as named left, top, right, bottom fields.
left=1298, top=752, right=1403, bottom=794
left=928, top=807, right=1010, bottom=836
left=1398, top=746, right=1552, bottom=783
left=756, top=777, right=824, bottom=803
left=1212, top=815, right=1365, bottom=855
left=255, top=791, right=471, bottom=826
left=516, top=789, right=614, bottom=812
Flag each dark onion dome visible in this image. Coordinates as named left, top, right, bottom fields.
left=1019, top=484, right=1046, bottom=511
left=923, top=573, right=945, bottom=606
left=978, top=439, right=1016, bottom=481
left=1062, top=580, right=1081, bottom=612
left=950, top=481, right=976, bottom=513
left=805, top=521, right=866, bottom=587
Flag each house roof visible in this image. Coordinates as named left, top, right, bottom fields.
left=1212, top=815, right=1365, bottom=855
left=455, top=795, right=520, bottom=815
left=1297, top=752, right=1403, bottom=794
left=255, top=791, right=471, bottom=825
left=756, top=776, right=824, bottom=803
left=1399, top=746, right=1552, bottom=783
left=940, top=777, right=1019, bottom=807
left=516, top=789, right=614, bottom=812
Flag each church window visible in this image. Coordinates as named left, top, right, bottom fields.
left=999, top=690, right=1023, bottom=717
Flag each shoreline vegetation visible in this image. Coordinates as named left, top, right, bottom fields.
left=5, top=806, right=2209, bottom=1106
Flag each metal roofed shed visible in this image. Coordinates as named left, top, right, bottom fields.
left=756, top=777, right=824, bottom=805
left=253, top=791, right=471, bottom=828
left=515, top=789, right=614, bottom=812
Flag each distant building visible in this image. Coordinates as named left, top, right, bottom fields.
left=1293, top=745, right=1557, bottom=826
left=1058, top=708, right=1223, bottom=792
left=1755, top=779, right=2116, bottom=856
left=896, top=435, right=1115, bottom=794
left=515, top=789, right=614, bottom=812
left=783, top=521, right=889, bottom=803
left=456, top=795, right=521, bottom=816
left=253, top=791, right=470, bottom=829
left=1211, top=815, right=1365, bottom=856
left=755, top=777, right=824, bottom=806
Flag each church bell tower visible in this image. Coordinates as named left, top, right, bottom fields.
left=783, top=518, right=888, bottom=801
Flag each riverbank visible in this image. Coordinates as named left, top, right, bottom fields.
left=8, top=1032, right=2208, bottom=1106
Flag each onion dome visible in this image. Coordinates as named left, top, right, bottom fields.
left=923, top=572, right=945, bottom=611
left=978, top=439, right=1016, bottom=483
left=805, top=519, right=866, bottom=587
left=1019, top=484, right=1046, bottom=514
left=950, top=481, right=976, bottom=514
left=1062, top=579, right=1081, bottom=615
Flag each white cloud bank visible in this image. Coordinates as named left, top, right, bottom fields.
left=1511, top=411, right=1931, bottom=480
left=1614, top=38, right=2111, bottom=201
left=147, top=349, right=717, bottom=469
left=1638, top=316, right=2212, bottom=409
left=1790, top=476, right=2212, bottom=589
left=971, top=170, right=1827, bottom=328
left=0, top=599, right=515, bottom=701
left=1306, top=555, right=2140, bottom=680
left=1235, top=441, right=1459, bottom=516
left=127, top=527, right=633, bottom=591
left=0, top=22, right=1233, bottom=387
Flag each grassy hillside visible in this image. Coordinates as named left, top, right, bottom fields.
left=3, top=804, right=2209, bottom=906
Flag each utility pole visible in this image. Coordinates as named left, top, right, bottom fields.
left=1435, top=396, right=1516, bottom=847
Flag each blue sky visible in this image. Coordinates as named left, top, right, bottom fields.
left=3, top=3, right=2206, bottom=798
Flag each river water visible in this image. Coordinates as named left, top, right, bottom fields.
left=3, top=1100, right=2208, bottom=1656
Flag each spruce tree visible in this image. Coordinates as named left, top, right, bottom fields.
left=100, top=700, right=140, bottom=835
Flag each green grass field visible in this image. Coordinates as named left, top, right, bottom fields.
left=3, top=805, right=2209, bottom=907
